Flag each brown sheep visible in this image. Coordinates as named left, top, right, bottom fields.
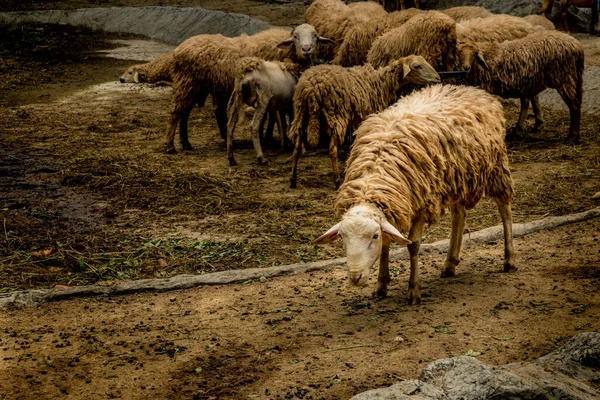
left=288, top=55, right=441, bottom=189
left=442, top=6, right=493, bottom=21
left=119, top=52, right=173, bottom=85
left=314, top=84, right=516, bottom=305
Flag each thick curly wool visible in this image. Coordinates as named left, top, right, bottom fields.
left=522, top=14, right=556, bottom=30
left=335, top=84, right=513, bottom=233
left=442, top=6, right=493, bottom=21
left=334, top=8, right=422, bottom=67
left=456, top=14, right=537, bottom=47
left=120, top=52, right=174, bottom=84
left=367, top=11, right=457, bottom=70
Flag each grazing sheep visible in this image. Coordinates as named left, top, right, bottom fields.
left=305, top=0, right=386, bottom=58
left=163, top=24, right=333, bottom=153
left=460, top=30, right=584, bottom=143
left=289, top=55, right=441, bottom=189
left=367, top=11, right=458, bottom=71
left=314, top=84, right=516, bottom=305
left=441, top=6, right=493, bottom=21
left=334, top=8, right=422, bottom=67
left=226, top=58, right=303, bottom=166
left=119, top=52, right=174, bottom=85
left=522, top=14, right=556, bottom=30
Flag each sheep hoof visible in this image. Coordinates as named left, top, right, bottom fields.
left=503, top=262, right=518, bottom=273
left=565, top=135, right=580, bottom=145
left=290, top=179, right=297, bottom=189
left=440, top=267, right=455, bottom=278
left=181, top=142, right=193, bottom=151
left=373, top=287, right=388, bottom=299
left=407, top=290, right=421, bottom=305
left=505, top=127, right=522, bottom=142
left=164, top=144, right=177, bottom=154
left=228, top=158, right=238, bottom=167
left=257, top=157, right=268, bottom=165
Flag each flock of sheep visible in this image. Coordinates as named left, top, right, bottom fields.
left=119, top=0, right=586, bottom=304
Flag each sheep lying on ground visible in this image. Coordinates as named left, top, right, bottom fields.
left=522, top=14, right=556, bottom=30
left=288, top=55, right=440, bottom=189
left=441, top=6, right=493, bottom=21
left=334, top=8, right=422, bottom=67
left=305, top=0, right=386, bottom=58
left=314, top=84, right=516, bottom=305
left=460, top=30, right=584, bottom=143
left=163, top=24, right=333, bottom=153
left=226, top=58, right=303, bottom=166
left=119, top=52, right=174, bottom=85
left=367, top=11, right=457, bottom=70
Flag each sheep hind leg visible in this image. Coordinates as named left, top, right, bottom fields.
left=374, top=241, right=391, bottom=299
left=251, top=101, right=269, bottom=165
left=164, top=98, right=195, bottom=154
left=289, top=134, right=302, bottom=188
left=495, top=198, right=517, bottom=273
left=407, top=218, right=425, bottom=305
left=178, top=109, right=193, bottom=150
left=329, top=133, right=342, bottom=189
left=532, top=95, right=544, bottom=132
left=214, top=100, right=228, bottom=141
left=557, top=87, right=581, bottom=144
left=441, top=203, right=465, bottom=278
left=507, top=97, right=530, bottom=141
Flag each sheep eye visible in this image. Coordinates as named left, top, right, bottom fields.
left=373, top=234, right=379, bottom=240
left=413, top=64, right=422, bottom=70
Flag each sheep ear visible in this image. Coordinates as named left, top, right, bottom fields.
left=475, top=52, right=489, bottom=69
left=133, top=71, right=141, bottom=83
left=277, top=38, right=295, bottom=49
left=317, top=37, right=335, bottom=47
left=402, top=63, right=411, bottom=78
left=313, top=222, right=341, bottom=245
left=381, top=220, right=411, bottom=245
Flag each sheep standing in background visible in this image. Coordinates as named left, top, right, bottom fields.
left=334, top=8, right=422, bottom=67
left=367, top=11, right=457, bottom=71
left=522, top=14, right=556, bottom=30
left=460, top=30, right=584, bottom=143
left=378, top=0, right=420, bottom=10
left=305, top=0, right=386, bottom=58
left=119, top=52, right=174, bottom=85
left=456, top=14, right=538, bottom=45
left=441, top=6, right=493, bottom=21
left=314, top=85, right=516, bottom=305
left=226, top=58, right=303, bottom=166
left=288, top=55, right=441, bottom=189
left=163, top=24, right=333, bottom=153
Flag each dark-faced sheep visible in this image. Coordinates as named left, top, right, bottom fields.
left=314, top=84, right=516, bottom=305
left=288, top=55, right=441, bottom=189
left=460, top=30, right=585, bottom=143
left=163, top=24, right=333, bottom=153
left=366, top=11, right=458, bottom=71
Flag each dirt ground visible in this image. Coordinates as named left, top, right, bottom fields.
left=1, top=1, right=600, bottom=399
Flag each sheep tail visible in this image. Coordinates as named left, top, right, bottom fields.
left=306, top=95, right=321, bottom=149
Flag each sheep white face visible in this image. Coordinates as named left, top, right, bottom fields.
left=314, top=210, right=410, bottom=287
left=119, top=67, right=142, bottom=83
left=401, top=55, right=441, bottom=85
left=276, top=23, right=335, bottom=61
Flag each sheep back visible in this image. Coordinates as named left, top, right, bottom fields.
left=367, top=11, right=457, bottom=70
left=522, top=14, right=556, bottom=30
left=457, top=14, right=538, bottom=45
left=442, top=6, right=493, bottom=21
left=336, top=84, right=512, bottom=233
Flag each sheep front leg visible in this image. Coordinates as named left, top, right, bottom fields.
left=495, top=198, right=517, bottom=272
left=407, top=218, right=424, bottom=305
left=375, top=240, right=391, bottom=298
left=251, top=101, right=269, bottom=165
left=441, top=202, right=466, bottom=278
left=511, top=97, right=530, bottom=138
left=329, top=127, right=343, bottom=189
left=290, top=133, right=302, bottom=188
left=214, top=100, right=228, bottom=141
left=179, top=109, right=193, bottom=150
left=164, top=113, right=181, bottom=154
left=414, top=0, right=420, bottom=9
left=399, top=0, right=406, bottom=10
left=226, top=100, right=239, bottom=166
left=531, top=95, right=544, bottom=132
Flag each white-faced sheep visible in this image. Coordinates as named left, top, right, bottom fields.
left=460, top=30, right=584, bottom=143
left=288, top=55, right=441, bottom=189
left=163, top=24, right=333, bottom=153
left=305, top=0, right=386, bottom=58
left=226, top=58, right=304, bottom=166
left=334, top=8, right=422, bottom=67
left=314, top=84, right=516, bottom=305
left=441, top=6, right=493, bottom=21
left=366, top=11, right=458, bottom=71
left=119, top=52, right=174, bottom=85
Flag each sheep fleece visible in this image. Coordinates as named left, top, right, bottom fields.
left=336, top=84, right=513, bottom=233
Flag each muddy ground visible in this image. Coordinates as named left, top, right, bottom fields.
left=1, top=0, right=600, bottom=399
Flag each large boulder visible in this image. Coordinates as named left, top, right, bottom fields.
left=352, top=332, right=600, bottom=400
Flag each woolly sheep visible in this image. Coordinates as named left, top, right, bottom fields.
left=456, top=14, right=538, bottom=46
left=334, top=8, right=422, bottom=67
left=367, top=11, right=457, bottom=71
left=305, top=0, right=386, bottom=58
left=314, top=84, right=516, bottom=305
left=441, top=6, right=493, bottom=21
left=119, top=52, right=173, bottom=85
left=459, top=30, right=584, bottom=143
left=288, top=55, right=441, bottom=189
left=226, top=58, right=303, bottom=166
left=522, top=14, right=556, bottom=30
left=163, top=24, right=333, bottom=153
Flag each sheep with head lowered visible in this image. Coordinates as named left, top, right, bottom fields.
left=119, top=52, right=174, bottom=85
left=366, top=11, right=458, bottom=71
left=288, top=55, right=440, bottom=189
left=314, top=84, right=516, bottom=305
left=458, top=30, right=584, bottom=143
left=226, top=57, right=304, bottom=166
left=163, top=24, right=334, bottom=153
